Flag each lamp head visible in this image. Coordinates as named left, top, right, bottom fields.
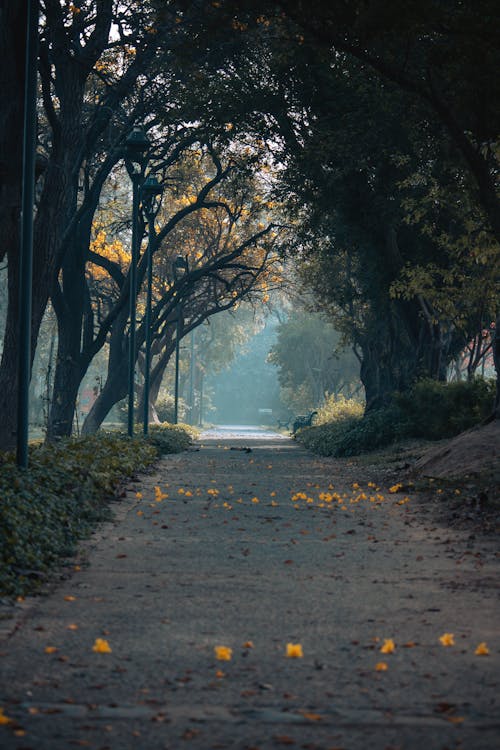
left=142, top=175, right=164, bottom=216
left=124, top=126, right=150, bottom=176
left=173, top=254, right=189, bottom=280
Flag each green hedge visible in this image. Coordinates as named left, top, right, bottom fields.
left=0, top=426, right=194, bottom=598
left=296, top=378, right=495, bottom=457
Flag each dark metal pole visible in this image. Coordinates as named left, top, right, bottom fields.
left=143, top=212, right=154, bottom=435
left=174, top=312, right=181, bottom=424
left=17, top=0, right=39, bottom=468
left=188, top=329, right=195, bottom=425
left=127, top=176, right=140, bottom=437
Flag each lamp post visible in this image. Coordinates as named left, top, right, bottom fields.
left=141, top=176, right=163, bottom=436
left=123, top=126, right=150, bottom=437
left=16, top=0, right=39, bottom=468
left=172, top=254, right=189, bottom=424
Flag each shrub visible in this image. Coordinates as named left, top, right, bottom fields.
left=316, top=394, right=364, bottom=425
left=154, top=396, right=187, bottom=424
left=0, top=426, right=193, bottom=598
left=147, top=422, right=197, bottom=454
left=296, top=378, right=494, bottom=457
left=396, top=378, right=495, bottom=439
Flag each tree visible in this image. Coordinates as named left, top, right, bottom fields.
left=268, top=311, right=360, bottom=413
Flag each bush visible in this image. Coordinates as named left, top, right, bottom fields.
left=147, top=422, right=197, bottom=454
left=396, top=378, right=495, bottom=439
left=0, top=426, right=193, bottom=598
left=316, top=394, right=364, bottom=425
left=296, top=378, right=494, bottom=457
left=154, top=396, right=187, bottom=424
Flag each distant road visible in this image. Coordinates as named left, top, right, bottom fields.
left=199, top=424, right=288, bottom=441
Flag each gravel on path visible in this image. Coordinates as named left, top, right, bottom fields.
left=0, top=427, right=498, bottom=749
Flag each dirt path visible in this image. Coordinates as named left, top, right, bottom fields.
left=1, top=429, right=499, bottom=749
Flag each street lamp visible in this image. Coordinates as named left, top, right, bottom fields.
left=123, top=125, right=150, bottom=437
left=16, top=0, right=39, bottom=468
left=172, top=254, right=189, bottom=424
left=141, top=175, right=163, bottom=436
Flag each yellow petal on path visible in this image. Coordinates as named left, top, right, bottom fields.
left=380, top=638, right=395, bottom=654
left=439, top=633, right=455, bottom=646
left=92, top=638, right=112, bottom=653
left=215, top=669, right=225, bottom=678
left=375, top=662, right=388, bottom=671
left=299, top=711, right=323, bottom=721
left=64, top=595, right=76, bottom=601
left=215, top=646, right=232, bottom=661
left=67, top=624, right=79, bottom=631
left=0, top=709, right=13, bottom=725
left=475, top=642, right=490, bottom=655
left=286, top=643, right=303, bottom=658
left=44, top=646, right=58, bottom=654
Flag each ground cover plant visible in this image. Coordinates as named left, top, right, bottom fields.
left=296, top=379, right=495, bottom=457
left=0, top=426, right=193, bottom=598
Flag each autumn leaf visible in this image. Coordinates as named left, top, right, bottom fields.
left=380, top=638, right=395, bottom=654
left=375, top=662, right=388, bottom=671
left=286, top=643, right=303, bottom=658
left=298, top=710, right=323, bottom=721
left=389, top=483, right=403, bottom=493
left=0, top=708, right=13, bottom=725
left=64, top=595, right=76, bottom=601
left=44, top=646, right=58, bottom=654
left=215, top=646, right=232, bottom=661
left=92, top=638, right=112, bottom=653
left=475, top=642, right=490, bottom=655
left=242, top=641, right=254, bottom=649
left=439, top=633, right=455, bottom=647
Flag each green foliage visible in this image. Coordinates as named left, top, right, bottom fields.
left=268, top=311, right=360, bottom=414
left=315, top=394, right=364, bottom=425
left=0, top=427, right=191, bottom=598
left=297, top=378, right=494, bottom=456
left=396, top=378, right=495, bottom=440
left=147, top=423, right=198, bottom=454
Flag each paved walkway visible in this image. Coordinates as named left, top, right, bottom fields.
left=1, top=428, right=499, bottom=749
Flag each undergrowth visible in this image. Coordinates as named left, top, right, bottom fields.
left=297, top=378, right=495, bottom=457
left=0, top=425, right=193, bottom=598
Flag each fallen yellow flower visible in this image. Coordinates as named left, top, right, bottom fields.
left=251, top=497, right=260, bottom=504
left=286, top=643, right=303, bottom=658
left=389, top=483, right=403, bottom=493
left=215, top=645, right=233, bottom=661
left=475, top=642, right=490, bottom=655
left=0, top=708, right=13, bottom=725
left=92, top=638, right=112, bottom=653
left=380, top=638, right=395, bottom=654
left=439, top=633, right=455, bottom=647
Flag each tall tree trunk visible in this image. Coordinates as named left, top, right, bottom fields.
left=82, top=307, right=130, bottom=434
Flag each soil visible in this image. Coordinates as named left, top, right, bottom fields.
left=412, top=421, right=500, bottom=481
